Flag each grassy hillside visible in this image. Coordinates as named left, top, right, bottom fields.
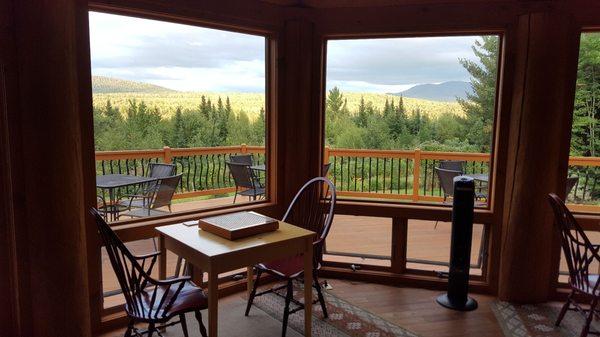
left=92, top=76, right=175, bottom=93
left=339, top=92, right=464, bottom=117
left=92, top=91, right=463, bottom=119
left=93, top=92, right=267, bottom=117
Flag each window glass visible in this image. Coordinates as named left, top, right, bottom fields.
left=89, top=12, right=267, bottom=224
left=324, top=35, right=500, bottom=207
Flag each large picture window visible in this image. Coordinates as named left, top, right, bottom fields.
left=565, top=32, right=600, bottom=214
left=324, top=35, right=500, bottom=207
left=89, top=11, right=269, bottom=310
left=90, top=12, right=268, bottom=225
left=322, top=34, right=500, bottom=273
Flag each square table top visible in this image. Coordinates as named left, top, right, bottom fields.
left=96, top=174, right=157, bottom=189
left=156, top=221, right=314, bottom=259
left=462, top=173, right=489, bottom=183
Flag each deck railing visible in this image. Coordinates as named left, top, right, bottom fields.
left=95, top=144, right=265, bottom=199
left=95, top=146, right=600, bottom=211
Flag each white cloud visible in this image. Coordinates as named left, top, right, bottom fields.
left=89, top=11, right=494, bottom=93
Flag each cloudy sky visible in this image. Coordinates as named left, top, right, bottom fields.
left=89, top=11, right=487, bottom=93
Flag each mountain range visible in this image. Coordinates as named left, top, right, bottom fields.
left=92, top=76, right=175, bottom=93
left=392, top=81, right=473, bottom=101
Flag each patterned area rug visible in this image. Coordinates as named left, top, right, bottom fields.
left=491, top=301, right=600, bottom=337
left=248, top=283, right=419, bottom=337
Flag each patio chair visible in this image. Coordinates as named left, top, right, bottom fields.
left=566, top=176, right=579, bottom=197
left=548, top=193, right=600, bottom=337
left=230, top=154, right=254, bottom=166
left=435, top=167, right=463, bottom=202
left=439, top=160, right=466, bottom=174
left=227, top=161, right=264, bottom=203
left=245, top=177, right=336, bottom=337
left=91, top=208, right=208, bottom=337
left=123, top=163, right=178, bottom=208
left=119, top=174, right=182, bottom=218
left=322, top=163, right=332, bottom=177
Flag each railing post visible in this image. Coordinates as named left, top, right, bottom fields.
left=241, top=143, right=248, bottom=154
left=412, top=149, right=421, bottom=201
left=163, top=146, right=172, bottom=163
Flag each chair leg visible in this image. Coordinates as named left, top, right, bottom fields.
left=581, top=298, right=598, bottom=337
left=147, top=323, right=155, bottom=337
left=124, top=318, right=135, bottom=337
left=313, top=274, right=328, bottom=319
left=180, top=314, right=190, bottom=337
left=282, top=280, right=293, bottom=337
left=195, top=310, right=208, bottom=337
left=245, top=269, right=262, bottom=316
left=555, top=291, right=573, bottom=327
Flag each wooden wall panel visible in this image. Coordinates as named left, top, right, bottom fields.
left=10, top=0, right=94, bottom=335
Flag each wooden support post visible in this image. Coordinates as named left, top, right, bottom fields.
left=8, top=0, right=95, bottom=335
left=391, top=217, right=408, bottom=274
left=498, top=11, right=579, bottom=302
left=412, top=150, right=421, bottom=202
left=163, top=146, right=172, bottom=163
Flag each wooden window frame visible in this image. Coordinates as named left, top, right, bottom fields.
left=318, top=30, right=509, bottom=294
left=85, top=2, right=281, bottom=331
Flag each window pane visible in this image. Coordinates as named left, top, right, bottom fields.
left=567, top=32, right=600, bottom=213
left=324, top=35, right=500, bottom=207
left=89, top=12, right=267, bottom=224
left=324, top=215, right=391, bottom=267
left=406, top=220, right=485, bottom=276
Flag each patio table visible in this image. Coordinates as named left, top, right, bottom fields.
left=462, top=173, right=488, bottom=183
left=249, top=164, right=266, bottom=172
left=96, top=174, right=157, bottom=221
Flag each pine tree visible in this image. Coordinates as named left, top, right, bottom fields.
left=458, top=36, right=499, bottom=152
left=171, top=107, right=186, bottom=147
left=326, top=87, right=345, bottom=116
left=356, top=96, right=369, bottom=128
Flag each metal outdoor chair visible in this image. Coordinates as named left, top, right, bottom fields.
left=123, top=163, right=178, bottom=209
left=229, top=154, right=254, bottom=166
left=548, top=193, right=600, bottom=337
left=435, top=167, right=463, bottom=202
left=92, top=208, right=208, bottom=337
left=120, top=174, right=182, bottom=218
left=227, top=161, right=265, bottom=203
left=322, top=163, right=332, bottom=177
left=439, top=160, right=466, bottom=174
left=245, top=177, right=336, bottom=337
left=566, top=176, right=579, bottom=197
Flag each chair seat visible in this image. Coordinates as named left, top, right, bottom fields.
left=133, top=281, right=208, bottom=321
left=239, top=187, right=265, bottom=197
left=258, top=256, right=322, bottom=279
left=120, top=207, right=170, bottom=218
left=118, top=198, right=149, bottom=209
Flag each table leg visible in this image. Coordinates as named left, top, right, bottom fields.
left=208, top=268, right=218, bottom=337
left=303, top=239, right=313, bottom=337
left=247, top=266, right=254, bottom=297
left=159, top=235, right=166, bottom=280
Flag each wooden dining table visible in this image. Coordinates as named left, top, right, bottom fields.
left=156, top=221, right=316, bottom=337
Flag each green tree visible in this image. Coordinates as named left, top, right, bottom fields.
left=458, top=36, right=499, bottom=152
left=572, top=33, right=600, bottom=156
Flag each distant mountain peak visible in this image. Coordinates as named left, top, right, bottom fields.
left=391, top=81, right=472, bottom=101
left=92, top=76, right=176, bottom=94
